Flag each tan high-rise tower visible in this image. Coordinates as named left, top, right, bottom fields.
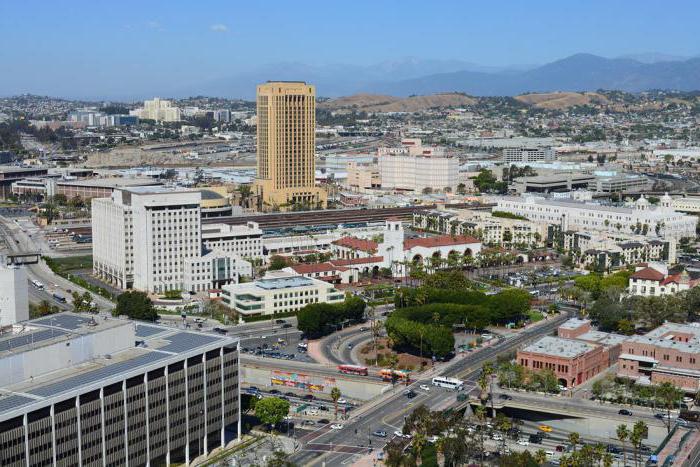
left=254, top=81, right=327, bottom=211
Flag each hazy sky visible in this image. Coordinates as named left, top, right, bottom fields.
left=1, top=0, right=698, bottom=99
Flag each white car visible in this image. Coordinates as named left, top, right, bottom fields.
left=545, top=451, right=555, bottom=457
left=492, top=433, right=503, bottom=441
left=419, top=384, right=430, bottom=391
left=394, top=430, right=411, bottom=439
left=517, top=439, right=530, bottom=446
left=331, top=424, right=344, bottom=430
left=427, top=435, right=439, bottom=443
left=337, top=398, right=347, bottom=404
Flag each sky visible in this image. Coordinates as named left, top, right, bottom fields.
left=0, top=0, right=698, bottom=99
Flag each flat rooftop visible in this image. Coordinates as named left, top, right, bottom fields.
left=57, top=177, right=162, bottom=188
left=0, top=312, right=237, bottom=422
left=625, top=322, right=700, bottom=353
left=577, top=330, right=627, bottom=347
left=559, top=317, right=591, bottom=330
left=521, top=336, right=596, bottom=359
left=256, top=275, right=315, bottom=290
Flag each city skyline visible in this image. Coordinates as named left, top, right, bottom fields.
left=1, top=0, right=699, bottom=99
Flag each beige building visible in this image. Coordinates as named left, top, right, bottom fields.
left=254, top=81, right=327, bottom=211
left=131, top=98, right=182, bottom=122
left=345, top=161, right=381, bottom=192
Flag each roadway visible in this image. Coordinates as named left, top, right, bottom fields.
left=0, top=215, right=114, bottom=311
left=290, top=308, right=576, bottom=465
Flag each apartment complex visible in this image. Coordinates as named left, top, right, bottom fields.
left=618, top=322, right=700, bottom=392
left=130, top=98, right=182, bottom=122
left=496, top=193, right=698, bottom=240
left=221, top=271, right=345, bottom=317
left=378, top=138, right=458, bottom=192
left=254, top=81, right=327, bottom=210
left=92, top=187, right=254, bottom=293
left=0, top=312, right=240, bottom=466
left=502, top=147, right=556, bottom=164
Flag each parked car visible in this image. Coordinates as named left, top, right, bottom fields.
left=498, top=394, right=512, bottom=400
left=331, top=424, right=344, bottom=430
left=517, top=439, right=530, bottom=446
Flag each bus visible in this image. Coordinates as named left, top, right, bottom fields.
left=338, top=365, right=369, bottom=376
left=379, top=369, right=410, bottom=383
left=52, top=293, right=67, bottom=303
left=432, top=376, right=464, bottom=391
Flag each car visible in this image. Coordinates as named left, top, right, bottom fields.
left=302, top=420, right=316, bottom=426
left=277, top=338, right=286, bottom=344
left=682, top=396, right=694, bottom=404
left=538, top=425, right=553, bottom=433
left=498, top=394, right=512, bottom=400
left=405, top=390, right=417, bottom=399
left=427, top=435, right=440, bottom=443
left=517, top=439, right=530, bottom=446
left=394, top=431, right=411, bottom=439
left=269, top=389, right=280, bottom=394
left=318, top=419, right=330, bottom=424
left=347, top=343, right=353, bottom=349
left=285, top=392, right=296, bottom=397
left=282, top=323, right=293, bottom=328
left=655, top=413, right=672, bottom=420
left=247, top=386, right=260, bottom=393
left=555, top=445, right=566, bottom=452
left=529, top=434, right=543, bottom=444
left=606, top=445, right=621, bottom=454
left=303, top=394, right=314, bottom=401
left=331, top=424, right=344, bottom=430
left=319, top=406, right=329, bottom=411
left=213, top=327, right=228, bottom=335
left=419, top=384, right=430, bottom=391
left=372, top=430, right=388, bottom=438
left=337, top=398, right=347, bottom=404
left=492, top=433, right=503, bottom=441
left=545, top=451, right=555, bottom=457
left=275, top=319, right=286, bottom=324
left=359, top=327, right=368, bottom=332
left=618, top=409, right=633, bottom=416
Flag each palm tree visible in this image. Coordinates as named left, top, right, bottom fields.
left=616, top=424, right=629, bottom=467
left=412, top=432, right=427, bottom=460
left=534, top=449, right=547, bottom=465
left=330, top=387, right=341, bottom=420
left=631, top=420, right=648, bottom=467
left=568, top=432, right=580, bottom=454
left=602, top=452, right=614, bottom=467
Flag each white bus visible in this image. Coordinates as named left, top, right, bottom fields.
left=432, top=376, right=464, bottom=391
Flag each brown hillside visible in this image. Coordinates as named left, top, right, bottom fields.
left=319, top=92, right=476, bottom=113
left=515, top=92, right=609, bottom=109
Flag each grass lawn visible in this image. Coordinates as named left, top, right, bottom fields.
left=528, top=310, right=545, bottom=322
left=47, top=254, right=93, bottom=272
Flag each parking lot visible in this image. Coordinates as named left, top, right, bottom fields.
left=240, top=326, right=316, bottom=364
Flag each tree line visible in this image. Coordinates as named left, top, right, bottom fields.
left=296, top=295, right=366, bottom=338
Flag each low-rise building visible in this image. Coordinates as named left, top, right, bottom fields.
left=618, top=322, right=700, bottom=392
left=513, top=174, right=595, bottom=193
left=284, top=262, right=359, bottom=284
left=628, top=263, right=699, bottom=297
left=221, top=271, right=345, bottom=317
left=517, top=335, right=607, bottom=388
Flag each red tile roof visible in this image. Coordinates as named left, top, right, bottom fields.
left=403, top=234, right=480, bottom=250
left=330, top=256, right=384, bottom=266
left=631, top=267, right=665, bottom=282
left=332, top=236, right=378, bottom=253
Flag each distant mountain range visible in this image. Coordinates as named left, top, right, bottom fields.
left=179, top=53, right=700, bottom=99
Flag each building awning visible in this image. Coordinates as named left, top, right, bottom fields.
left=619, top=353, right=658, bottom=364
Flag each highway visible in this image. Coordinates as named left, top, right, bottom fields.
left=290, top=308, right=576, bottom=465
left=0, top=215, right=115, bottom=311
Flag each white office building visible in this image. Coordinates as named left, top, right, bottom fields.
left=201, top=222, right=264, bottom=260
left=495, top=193, right=698, bottom=240
left=503, top=147, right=556, bottom=164
left=378, top=138, right=458, bottom=192
left=93, top=187, right=250, bottom=294
left=0, top=264, right=28, bottom=326
left=221, top=271, right=345, bottom=318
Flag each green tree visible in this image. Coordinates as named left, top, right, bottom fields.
left=254, top=397, right=290, bottom=427
left=113, top=291, right=157, bottom=321
left=631, top=420, right=648, bottom=466
left=568, top=432, right=580, bottom=453
left=268, top=255, right=288, bottom=270
left=656, top=382, right=683, bottom=433
left=266, top=450, right=297, bottom=467
left=616, top=424, right=629, bottom=467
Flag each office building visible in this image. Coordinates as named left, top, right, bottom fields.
left=496, top=193, right=698, bottom=240
left=513, top=174, right=596, bottom=193
left=0, top=264, right=28, bottom=326
left=378, top=139, right=458, bottom=192
left=618, top=322, right=700, bottom=392
left=254, top=81, right=327, bottom=210
left=589, top=175, right=648, bottom=193
left=221, top=271, right=345, bottom=317
left=0, top=312, right=240, bottom=466
left=201, top=222, right=264, bottom=259
left=92, top=187, right=251, bottom=293
left=503, top=147, right=556, bottom=164
left=131, top=98, right=182, bottom=122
